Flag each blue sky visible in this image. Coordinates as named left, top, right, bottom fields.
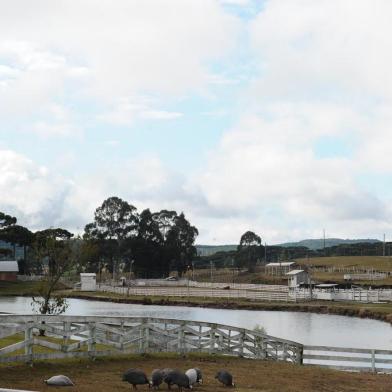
left=1, top=0, right=392, bottom=244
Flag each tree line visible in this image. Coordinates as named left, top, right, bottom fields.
left=0, top=197, right=199, bottom=279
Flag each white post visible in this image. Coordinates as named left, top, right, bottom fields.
left=371, top=349, right=376, bottom=372
left=24, top=321, right=33, bottom=363
left=88, top=322, right=96, bottom=359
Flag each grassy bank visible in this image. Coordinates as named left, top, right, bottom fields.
left=0, top=280, right=42, bottom=296
left=1, top=353, right=391, bottom=391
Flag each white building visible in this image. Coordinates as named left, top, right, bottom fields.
left=0, top=260, right=18, bottom=281
left=265, top=262, right=296, bottom=275
left=286, top=269, right=310, bottom=288
left=80, top=273, right=96, bottom=291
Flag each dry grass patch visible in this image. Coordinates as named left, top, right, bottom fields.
left=1, top=354, right=392, bottom=392
left=296, top=256, right=392, bottom=271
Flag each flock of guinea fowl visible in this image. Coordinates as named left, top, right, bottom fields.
left=44, top=367, right=235, bottom=390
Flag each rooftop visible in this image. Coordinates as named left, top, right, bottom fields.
left=286, top=269, right=306, bottom=276
left=0, top=260, right=19, bottom=272
left=266, top=262, right=296, bottom=267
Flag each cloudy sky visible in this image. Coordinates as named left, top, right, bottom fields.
left=1, top=0, right=392, bottom=244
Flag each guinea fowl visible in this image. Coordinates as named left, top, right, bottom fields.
left=122, top=368, right=150, bottom=389
left=151, top=369, right=164, bottom=389
left=215, top=369, right=235, bottom=387
left=163, top=369, right=192, bottom=391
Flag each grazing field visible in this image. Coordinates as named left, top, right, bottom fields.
left=193, top=268, right=286, bottom=285
left=296, top=256, right=392, bottom=271
left=296, top=256, right=392, bottom=285
left=1, top=354, right=392, bottom=392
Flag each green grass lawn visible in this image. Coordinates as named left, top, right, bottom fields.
left=0, top=331, right=111, bottom=360
left=0, top=280, right=42, bottom=296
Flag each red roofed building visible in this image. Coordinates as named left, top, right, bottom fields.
left=0, top=260, right=19, bottom=281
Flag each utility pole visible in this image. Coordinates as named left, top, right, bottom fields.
left=232, top=258, right=235, bottom=284
left=323, top=229, right=326, bottom=256
left=264, top=242, right=267, bottom=263
left=383, top=234, right=386, bottom=257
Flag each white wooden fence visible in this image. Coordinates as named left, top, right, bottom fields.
left=303, top=345, right=392, bottom=373
left=98, top=284, right=309, bottom=302
left=2, top=315, right=392, bottom=373
left=122, top=279, right=289, bottom=292
left=344, top=273, right=388, bottom=281
left=0, top=315, right=303, bottom=365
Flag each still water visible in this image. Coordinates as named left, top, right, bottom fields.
left=1, top=296, right=391, bottom=349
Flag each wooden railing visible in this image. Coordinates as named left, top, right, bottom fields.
left=303, top=345, right=392, bottom=372
left=0, top=315, right=303, bottom=365
left=98, top=285, right=310, bottom=302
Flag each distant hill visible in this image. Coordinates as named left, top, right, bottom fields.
left=277, top=238, right=381, bottom=251
left=196, top=238, right=382, bottom=256
left=196, top=245, right=237, bottom=256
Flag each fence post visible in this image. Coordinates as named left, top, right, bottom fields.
left=282, top=343, right=288, bottom=361
left=139, top=320, right=145, bottom=353
left=371, top=349, right=376, bottom=372
left=88, top=322, right=96, bottom=359
left=178, top=323, right=185, bottom=354
left=120, top=321, right=124, bottom=351
left=63, top=321, right=70, bottom=350
left=144, top=321, right=150, bottom=352
left=239, top=330, right=244, bottom=357
left=297, top=345, right=304, bottom=365
left=209, top=325, right=216, bottom=354
left=24, top=321, right=33, bottom=364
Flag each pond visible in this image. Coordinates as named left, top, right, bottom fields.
left=1, top=296, right=391, bottom=349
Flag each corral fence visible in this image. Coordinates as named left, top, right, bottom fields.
left=115, top=279, right=289, bottom=292
left=0, top=315, right=302, bottom=365
left=307, top=288, right=392, bottom=302
left=343, top=273, right=388, bottom=281
left=97, top=284, right=310, bottom=302
left=303, top=345, right=392, bottom=373
left=309, top=265, right=391, bottom=276
left=98, top=283, right=392, bottom=303
left=1, top=315, right=391, bottom=373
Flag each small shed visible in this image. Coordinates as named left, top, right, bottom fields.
left=286, top=269, right=310, bottom=288
left=80, top=273, right=96, bottom=291
left=266, top=262, right=296, bottom=275
left=0, top=260, right=18, bottom=281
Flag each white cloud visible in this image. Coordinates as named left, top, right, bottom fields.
left=0, top=1, right=240, bottom=114
left=188, top=106, right=392, bottom=243
left=249, top=0, right=392, bottom=102
left=3, top=0, right=392, bottom=244
left=99, top=97, right=183, bottom=125
left=0, top=150, right=71, bottom=228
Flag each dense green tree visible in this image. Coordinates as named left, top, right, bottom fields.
left=0, top=212, right=17, bottom=228
left=34, top=228, right=73, bottom=275
left=84, top=197, right=139, bottom=277
left=236, top=231, right=263, bottom=272
left=129, top=209, right=165, bottom=278
left=85, top=196, right=139, bottom=240
left=152, top=210, right=177, bottom=240
left=0, top=225, right=34, bottom=272
left=166, top=213, right=198, bottom=277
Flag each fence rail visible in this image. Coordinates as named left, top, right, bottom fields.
left=303, top=345, right=392, bottom=372
left=0, top=315, right=303, bottom=365
left=1, top=315, right=391, bottom=373
left=98, top=284, right=307, bottom=302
